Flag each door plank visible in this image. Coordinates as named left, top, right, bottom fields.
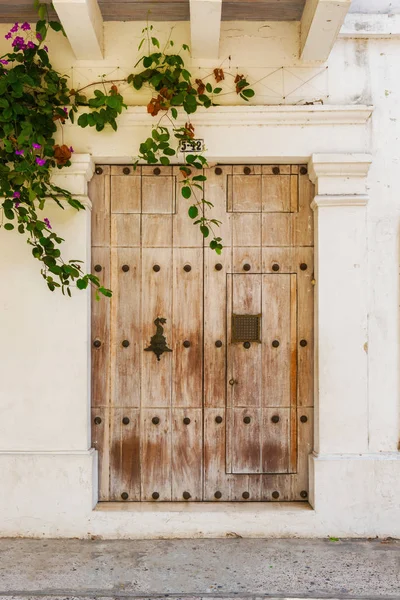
left=203, top=164, right=232, bottom=412
left=292, top=407, right=313, bottom=500
left=142, top=168, right=174, bottom=214
left=90, top=165, right=110, bottom=247
left=109, top=408, right=141, bottom=501
left=91, top=247, right=111, bottom=407
left=173, top=166, right=203, bottom=247
left=262, top=274, right=292, bottom=408
left=261, top=174, right=291, bottom=212
left=141, top=248, right=173, bottom=408
left=111, top=174, right=141, bottom=213
left=110, top=248, right=141, bottom=408
left=111, top=214, right=141, bottom=247
left=141, top=408, right=172, bottom=501
left=261, top=408, right=290, bottom=473
left=231, top=407, right=262, bottom=473
left=232, top=213, right=262, bottom=247
left=228, top=171, right=262, bottom=212
left=296, top=248, right=314, bottom=407
left=172, top=408, right=203, bottom=501
left=203, top=408, right=230, bottom=501
left=292, top=171, right=314, bottom=246
left=172, top=248, right=203, bottom=408
left=203, top=248, right=231, bottom=408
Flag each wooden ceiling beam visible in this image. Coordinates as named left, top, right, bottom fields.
left=52, top=0, right=104, bottom=60
left=300, top=0, right=351, bottom=62
left=189, top=0, right=222, bottom=60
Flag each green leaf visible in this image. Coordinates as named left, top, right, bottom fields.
left=192, top=175, right=206, bottom=182
left=206, top=83, right=212, bottom=93
left=49, top=21, right=64, bottom=33
left=77, top=113, right=88, bottom=128
left=4, top=223, right=14, bottom=230
left=106, top=95, right=119, bottom=109
left=170, top=107, right=178, bottom=119
left=160, top=156, right=170, bottom=166
left=188, top=205, right=198, bottom=219
left=143, top=56, right=153, bottom=68
left=181, top=186, right=191, bottom=199
left=200, top=225, right=210, bottom=238
left=151, top=37, right=160, bottom=48
left=213, top=87, right=222, bottom=94
left=98, top=286, right=112, bottom=297
left=76, top=278, right=89, bottom=290
left=241, top=88, right=255, bottom=98
left=182, top=69, right=191, bottom=82
left=163, top=147, right=176, bottom=156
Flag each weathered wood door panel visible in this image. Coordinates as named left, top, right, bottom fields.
left=90, top=164, right=314, bottom=502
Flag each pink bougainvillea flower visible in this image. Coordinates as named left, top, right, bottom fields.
left=15, top=202, right=20, bottom=208
left=5, top=33, right=11, bottom=40
left=44, top=45, right=48, bottom=52
left=63, top=107, right=68, bottom=114
left=0, top=60, right=9, bottom=65
left=21, top=22, right=31, bottom=31
left=36, top=33, right=42, bottom=41
left=44, top=218, right=51, bottom=229
left=27, top=41, right=35, bottom=50
left=13, top=191, right=21, bottom=198
left=36, top=157, right=46, bottom=166
left=15, top=149, right=24, bottom=156
left=10, top=23, right=19, bottom=33
left=32, top=143, right=41, bottom=149
left=69, top=146, right=74, bottom=153
left=12, top=36, right=26, bottom=50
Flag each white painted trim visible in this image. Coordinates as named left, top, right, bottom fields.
left=51, top=153, right=95, bottom=196
left=311, top=194, right=369, bottom=208
left=52, top=0, right=104, bottom=60
left=340, top=13, right=400, bottom=38
left=95, top=501, right=312, bottom=514
left=0, top=449, right=96, bottom=457
left=301, top=0, right=352, bottom=62
left=189, top=0, right=222, bottom=60
left=88, top=105, right=373, bottom=127
left=308, top=153, right=372, bottom=183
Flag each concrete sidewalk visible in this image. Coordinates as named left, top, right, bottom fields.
left=0, top=538, right=398, bottom=600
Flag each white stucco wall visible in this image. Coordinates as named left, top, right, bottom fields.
left=0, top=16, right=399, bottom=538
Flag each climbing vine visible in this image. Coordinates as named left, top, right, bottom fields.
left=0, top=4, right=254, bottom=296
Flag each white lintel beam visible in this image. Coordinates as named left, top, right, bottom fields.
left=52, top=0, right=103, bottom=61
left=189, top=0, right=222, bottom=61
left=301, top=0, right=351, bottom=62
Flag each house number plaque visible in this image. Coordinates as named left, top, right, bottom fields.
left=179, top=139, right=205, bottom=153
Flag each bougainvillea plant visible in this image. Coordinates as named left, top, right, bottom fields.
left=0, top=5, right=254, bottom=297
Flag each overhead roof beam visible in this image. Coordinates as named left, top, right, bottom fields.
left=301, top=0, right=352, bottom=62
left=52, top=0, right=103, bottom=60
left=189, top=0, right=222, bottom=61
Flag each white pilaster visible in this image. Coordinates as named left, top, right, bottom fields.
left=309, top=153, right=372, bottom=455
left=0, top=154, right=94, bottom=452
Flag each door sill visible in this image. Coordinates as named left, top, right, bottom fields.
left=94, top=501, right=312, bottom=513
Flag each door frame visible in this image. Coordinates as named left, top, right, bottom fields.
left=59, top=104, right=373, bottom=536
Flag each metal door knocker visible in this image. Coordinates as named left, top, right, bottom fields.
left=144, top=317, right=172, bottom=361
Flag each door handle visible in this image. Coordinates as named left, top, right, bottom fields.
left=229, top=378, right=238, bottom=386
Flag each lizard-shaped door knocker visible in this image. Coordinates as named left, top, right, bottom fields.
left=144, top=317, right=172, bottom=361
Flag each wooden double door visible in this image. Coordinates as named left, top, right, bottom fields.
left=90, top=164, right=314, bottom=502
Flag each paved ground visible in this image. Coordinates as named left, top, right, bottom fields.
left=0, top=538, right=398, bottom=600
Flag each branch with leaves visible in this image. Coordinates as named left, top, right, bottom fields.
left=0, top=10, right=254, bottom=295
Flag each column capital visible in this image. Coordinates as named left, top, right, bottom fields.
left=51, top=153, right=95, bottom=197
left=308, top=153, right=372, bottom=196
